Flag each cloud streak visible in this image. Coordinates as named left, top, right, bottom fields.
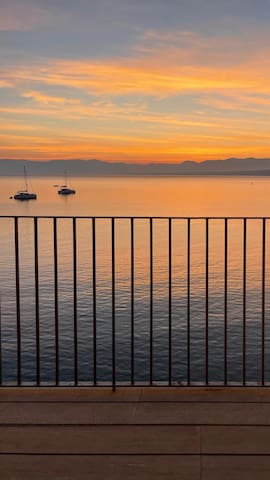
left=1, top=19, right=270, bottom=161
left=2, top=25, right=270, bottom=102
left=2, top=58, right=266, bottom=98
left=22, top=90, right=81, bottom=105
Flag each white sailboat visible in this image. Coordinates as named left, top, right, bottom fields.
left=13, top=166, right=37, bottom=200
left=58, top=170, right=76, bottom=195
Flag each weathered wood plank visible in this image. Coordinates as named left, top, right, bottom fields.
left=4, top=453, right=270, bottom=480
left=2, top=401, right=270, bottom=425
left=140, top=387, right=270, bottom=403
left=0, top=402, right=134, bottom=424
left=0, top=387, right=142, bottom=402
left=1, top=387, right=270, bottom=403
left=1, top=387, right=270, bottom=479
left=202, top=426, right=270, bottom=454
left=135, top=402, right=270, bottom=425
left=202, top=455, right=270, bottom=480
left=0, top=425, right=200, bottom=454
left=0, top=454, right=201, bottom=480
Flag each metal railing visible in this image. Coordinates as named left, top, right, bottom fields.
left=0, top=216, right=269, bottom=388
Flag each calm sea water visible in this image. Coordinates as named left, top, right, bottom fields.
left=1, top=175, right=270, bottom=385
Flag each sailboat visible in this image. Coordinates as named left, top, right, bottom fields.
left=13, top=166, right=37, bottom=200
left=58, top=170, right=76, bottom=195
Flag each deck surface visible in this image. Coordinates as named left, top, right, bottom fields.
left=1, top=386, right=270, bottom=479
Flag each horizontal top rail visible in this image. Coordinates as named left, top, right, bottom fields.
left=0, top=215, right=270, bottom=220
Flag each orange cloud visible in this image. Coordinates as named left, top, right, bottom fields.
left=1, top=28, right=270, bottom=161
left=199, top=92, right=270, bottom=115
left=0, top=121, right=40, bottom=133
left=1, top=48, right=268, bottom=100
left=0, top=79, right=12, bottom=88
left=1, top=102, right=268, bottom=136
left=1, top=129, right=270, bottom=163
left=1, top=144, right=269, bottom=162
left=4, top=59, right=262, bottom=97
left=22, top=91, right=81, bottom=105
left=1, top=25, right=268, bottom=99
left=1, top=25, right=270, bottom=97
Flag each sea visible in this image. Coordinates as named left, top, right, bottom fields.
left=0, top=175, right=270, bottom=385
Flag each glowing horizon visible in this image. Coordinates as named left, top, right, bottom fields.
left=1, top=0, right=270, bottom=163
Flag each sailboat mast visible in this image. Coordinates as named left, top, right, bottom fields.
left=24, top=166, right=28, bottom=192
left=65, top=169, right=67, bottom=187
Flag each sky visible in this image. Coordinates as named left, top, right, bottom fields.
left=1, top=0, right=270, bottom=163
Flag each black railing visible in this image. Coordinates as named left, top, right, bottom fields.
left=0, top=216, right=269, bottom=387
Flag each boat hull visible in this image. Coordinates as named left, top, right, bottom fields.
left=14, top=193, right=37, bottom=200
left=58, top=188, right=76, bottom=195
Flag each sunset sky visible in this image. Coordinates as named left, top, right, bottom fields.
left=1, top=0, right=270, bottom=163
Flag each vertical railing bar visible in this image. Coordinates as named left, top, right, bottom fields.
left=262, top=218, right=266, bottom=386
left=205, top=218, right=209, bottom=386
left=34, top=217, right=40, bottom=386
left=53, top=218, right=59, bottom=386
left=168, top=218, right=172, bottom=385
left=112, top=218, right=116, bottom=391
left=131, top=218, right=135, bottom=385
left=187, top=218, right=191, bottom=386
left=92, top=218, right=97, bottom=386
left=0, top=290, right=2, bottom=386
left=14, top=217, right=21, bottom=386
left=224, top=218, right=228, bottom=386
left=73, top=217, right=78, bottom=386
left=243, top=218, right=247, bottom=386
left=150, top=218, right=153, bottom=385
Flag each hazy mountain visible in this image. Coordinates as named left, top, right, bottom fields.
left=1, top=158, right=270, bottom=176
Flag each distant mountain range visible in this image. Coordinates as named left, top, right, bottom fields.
left=1, top=158, right=270, bottom=176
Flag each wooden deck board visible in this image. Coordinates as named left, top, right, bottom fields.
left=202, top=426, right=270, bottom=454
left=2, top=386, right=270, bottom=402
left=0, top=425, right=200, bottom=454
left=0, top=455, right=201, bottom=480
left=1, top=387, right=270, bottom=478
left=202, top=456, right=270, bottom=480
left=1, top=401, right=270, bottom=425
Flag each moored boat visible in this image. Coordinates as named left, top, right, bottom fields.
left=14, top=191, right=37, bottom=200
left=13, top=167, right=37, bottom=200
left=58, top=170, right=76, bottom=195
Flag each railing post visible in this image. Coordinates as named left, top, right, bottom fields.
left=168, top=218, right=172, bottom=385
left=0, top=290, right=2, bottom=386
left=224, top=218, right=228, bottom=385
left=262, top=218, right=266, bottom=386
left=205, top=218, right=209, bottom=386
left=34, top=217, right=40, bottom=386
left=150, top=218, right=153, bottom=385
left=243, top=218, right=247, bottom=386
left=187, top=218, right=191, bottom=386
left=73, top=217, right=78, bottom=386
left=112, top=218, right=116, bottom=391
left=53, top=217, right=59, bottom=386
left=14, top=217, right=21, bottom=386
left=92, top=218, right=97, bottom=386
left=131, top=218, right=134, bottom=385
